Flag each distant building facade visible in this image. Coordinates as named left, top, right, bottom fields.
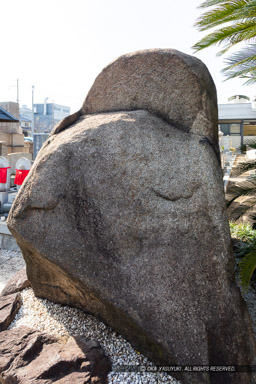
left=0, top=102, right=30, bottom=155
left=34, top=100, right=70, bottom=133
left=218, top=95, right=256, bottom=149
left=20, top=100, right=70, bottom=134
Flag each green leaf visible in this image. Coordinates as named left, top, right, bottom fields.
left=196, top=0, right=249, bottom=31
left=239, top=250, right=256, bottom=290
left=231, top=160, right=256, bottom=176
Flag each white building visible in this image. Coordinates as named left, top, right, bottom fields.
left=218, top=95, right=256, bottom=149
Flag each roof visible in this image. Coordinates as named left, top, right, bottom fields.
left=218, top=103, right=256, bottom=120
left=0, top=107, right=19, bottom=122
left=20, top=115, right=32, bottom=122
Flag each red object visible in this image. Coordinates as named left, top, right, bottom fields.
left=14, top=169, right=30, bottom=185
left=0, top=167, right=10, bottom=184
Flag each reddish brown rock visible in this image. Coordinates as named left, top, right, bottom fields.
left=0, top=292, right=22, bottom=331
left=0, top=326, right=111, bottom=383
left=1, top=267, right=30, bottom=296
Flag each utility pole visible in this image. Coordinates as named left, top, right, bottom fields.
left=32, top=85, right=35, bottom=159
left=16, top=79, right=19, bottom=104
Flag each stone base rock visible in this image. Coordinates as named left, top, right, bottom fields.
left=0, top=292, right=22, bottom=331
left=0, top=326, right=111, bottom=383
left=1, top=267, right=30, bottom=296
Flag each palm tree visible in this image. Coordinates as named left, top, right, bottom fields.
left=193, top=0, right=256, bottom=82
left=226, top=138, right=256, bottom=290
left=226, top=139, right=256, bottom=221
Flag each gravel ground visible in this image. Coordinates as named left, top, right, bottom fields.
left=2, top=248, right=256, bottom=384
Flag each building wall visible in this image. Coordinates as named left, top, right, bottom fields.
left=0, top=102, right=19, bottom=119
left=34, top=103, right=70, bottom=121
left=0, top=102, right=21, bottom=134
left=20, top=105, right=32, bottom=120
left=33, top=103, right=70, bottom=132
left=229, top=136, right=241, bottom=149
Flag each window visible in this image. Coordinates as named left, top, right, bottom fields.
left=230, top=124, right=240, bottom=135
left=220, top=124, right=229, bottom=135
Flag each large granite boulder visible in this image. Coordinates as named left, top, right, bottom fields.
left=7, top=50, right=256, bottom=384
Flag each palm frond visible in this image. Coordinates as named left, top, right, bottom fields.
left=199, top=0, right=237, bottom=9
left=227, top=180, right=256, bottom=196
left=242, top=76, right=256, bottom=84
left=243, top=0, right=256, bottom=12
left=224, top=66, right=256, bottom=80
left=195, top=1, right=249, bottom=31
left=224, top=44, right=256, bottom=68
left=239, top=250, right=256, bottom=290
left=245, top=138, right=256, bottom=149
left=193, top=21, right=256, bottom=52
left=227, top=196, right=256, bottom=219
left=231, top=160, right=256, bottom=176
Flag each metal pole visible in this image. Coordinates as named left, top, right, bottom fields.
left=241, top=120, right=244, bottom=148
left=32, top=85, right=35, bottom=159
left=16, top=79, right=19, bottom=104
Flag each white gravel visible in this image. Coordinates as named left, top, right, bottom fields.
left=3, top=248, right=256, bottom=384
left=9, top=288, right=177, bottom=383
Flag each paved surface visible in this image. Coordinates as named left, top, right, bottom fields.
left=0, top=249, right=25, bottom=294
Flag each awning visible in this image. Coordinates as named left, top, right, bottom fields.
left=0, top=107, right=19, bottom=122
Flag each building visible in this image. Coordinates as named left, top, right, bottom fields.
left=19, top=105, right=32, bottom=136
left=0, top=102, right=30, bottom=155
left=218, top=95, right=256, bottom=149
left=20, top=100, right=70, bottom=134
left=34, top=99, right=70, bottom=133
left=20, top=116, right=32, bottom=137
left=0, top=107, right=19, bottom=123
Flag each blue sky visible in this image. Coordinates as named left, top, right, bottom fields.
left=1, top=0, right=255, bottom=112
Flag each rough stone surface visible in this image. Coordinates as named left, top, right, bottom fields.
left=1, top=267, right=30, bottom=296
left=0, top=292, right=22, bottom=331
left=81, top=49, right=219, bottom=154
left=51, top=108, right=81, bottom=136
left=7, top=50, right=256, bottom=384
left=0, top=326, right=111, bottom=383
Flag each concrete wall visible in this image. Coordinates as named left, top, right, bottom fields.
left=0, top=222, right=20, bottom=252
left=230, top=136, right=241, bottom=149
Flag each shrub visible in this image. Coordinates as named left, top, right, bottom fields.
left=230, top=221, right=256, bottom=291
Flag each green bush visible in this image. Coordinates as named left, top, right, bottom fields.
left=230, top=221, right=256, bottom=291
left=230, top=221, right=256, bottom=242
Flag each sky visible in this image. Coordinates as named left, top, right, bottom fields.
left=1, top=0, right=255, bottom=113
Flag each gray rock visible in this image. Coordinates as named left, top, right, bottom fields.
left=82, top=49, right=219, bottom=154
left=1, top=267, right=30, bottom=296
left=51, top=108, right=81, bottom=136
left=0, top=326, right=111, bottom=383
left=7, top=50, right=256, bottom=384
left=0, top=292, right=22, bottom=331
